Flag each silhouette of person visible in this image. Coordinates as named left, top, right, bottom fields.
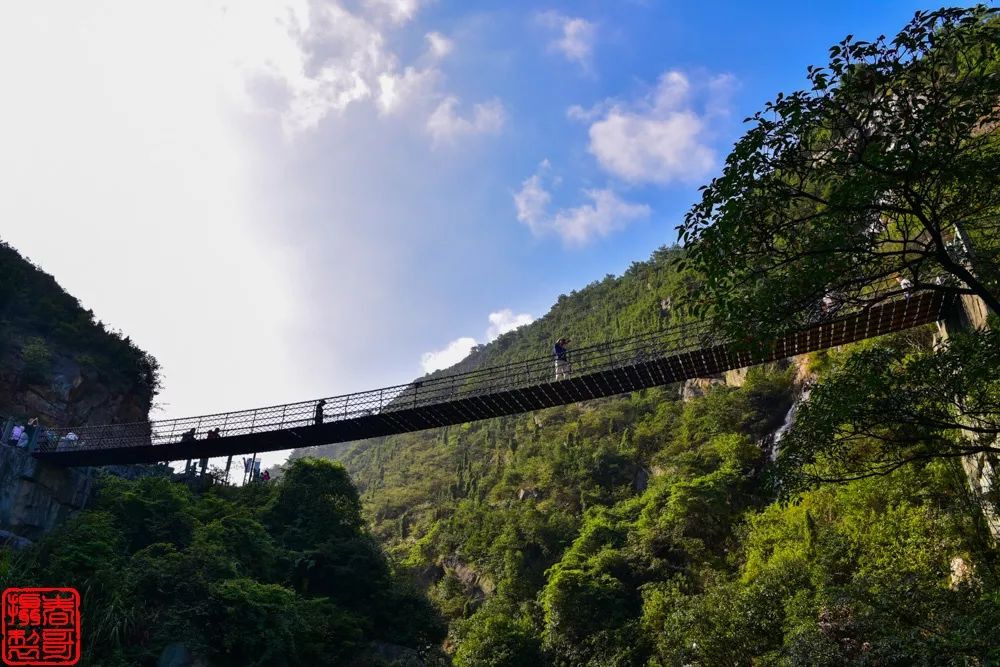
left=554, top=338, right=571, bottom=381
left=315, top=399, right=327, bottom=426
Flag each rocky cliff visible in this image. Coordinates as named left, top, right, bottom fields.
left=0, top=445, right=92, bottom=541
left=0, top=240, right=159, bottom=540
left=0, top=241, right=156, bottom=426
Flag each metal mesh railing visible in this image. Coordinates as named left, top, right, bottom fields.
left=35, top=288, right=923, bottom=455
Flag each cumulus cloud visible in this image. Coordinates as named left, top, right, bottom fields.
left=486, top=309, right=534, bottom=340
left=566, top=100, right=611, bottom=123
left=421, top=309, right=535, bottom=373
left=552, top=189, right=650, bottom=246
left=538, top=11, right=597, bottom=69
left=377, top=66, right=440, bottom=114
left=421, top=336, right=477, bottom=373
left=513, top=160, right=552, bottom=235
left=513, top=161, right=649, bottom=246
left=219, top=2, right=390, bottom=134
left=425, top=31, right=453, bottom=59
left=426, top=97, right=506, bottom=144
left=364, top=0, right=424, bottom=24
left=220, top=2, right=495, bottom=139
left=580, top=70, right=735, bottom=185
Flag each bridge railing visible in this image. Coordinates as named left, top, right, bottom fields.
left=36, top=287, right=919, bottom=455
left=36, top=317, right=718, bottom=454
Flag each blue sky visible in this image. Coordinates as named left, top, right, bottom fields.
left=0, top=1, right=952, bottom=467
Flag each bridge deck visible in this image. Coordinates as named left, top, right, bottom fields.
left=34, top=291, right=951, bottom=466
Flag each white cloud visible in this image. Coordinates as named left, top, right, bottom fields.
left=581, top=70, right=734, bottom=185
left=217, top=1, right=489, bottom=138
left=377, top=66, right=440, bottom=114
left=425, top=31, right=453, bottom=59
left=219, top=2, right=389, bottom=134
left=486, top=309, right=534, bottom=340
left=552, top=189, right=650, bottom=246
left=421, top=309, right=535, bottom=373
left=513, top=161, right=552, bottom=235
left=512, top=162, right=649, bottom=246
left=421, top=336, right=477, bottom=373
left=539, top=11, right=597, bottom=69
left=566, top=100, right=611, bottom=123
left=365, top=0, right=424, bottom=24
left=426, top=97, right=506, bottom=144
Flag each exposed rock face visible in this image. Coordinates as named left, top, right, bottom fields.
left=0, top=530, right=33, bottom=551
left=725, top=356, right=815, bottom=391
left=0, top=341, right=149, bottom=427
left=442, top=555, right=494, bottom=601
left=0, top=445, right=93, bottom=540
left=0, top=241, right=158, bottom=541
left=950, top=555, right=976, bottom=589
left=632, top=465, right=651, bottom=492
left=0, top=241, right=156, bottom=429
left=724, top=367, right=749, bottom=387
left=516, top=487, right=539, bottom=501
left=680, top=376, right=725, bottom=401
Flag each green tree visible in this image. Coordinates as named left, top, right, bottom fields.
left=453, top=609, right=542, bottom=667
left=677, top=6, right=1000, bottom=337
left=21, top=337, right=52, bottom=384
left=203, top=578, right=363, bottom=666
left=779, top=329, right=1000, bottom=485
left=265, top=458, right=365, bottom=550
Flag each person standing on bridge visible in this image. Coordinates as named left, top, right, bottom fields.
left=554, top=338, right=571, bottom=381
left=658, top=297, right=672, bottom=330
left=898, top=275, right=913, bottom=301
left=315, top=399, right=327, bottom=426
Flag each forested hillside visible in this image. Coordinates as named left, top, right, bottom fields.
left=288, top=9, right=1000, bottom=663
left=291, top=244, right=999, bottom=664
left=3, top=6, right=998, bottom=666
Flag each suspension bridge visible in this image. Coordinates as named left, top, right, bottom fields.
left=30, top=289, right=953, bottom=467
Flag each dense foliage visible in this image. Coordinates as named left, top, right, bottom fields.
left=5, top=459, right=444, bottom=666
left=677, top=6, right=1000, bottom=337
left=780, top=326, right=1000, bottom=485
left=0, top=240, right=160, bottom=403
left=293, top=239, right=999, bottom=664
left=5, top=7, right=1000, bottom=665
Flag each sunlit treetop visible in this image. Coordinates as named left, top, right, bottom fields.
left=677, top=5, right=1000, bottom=337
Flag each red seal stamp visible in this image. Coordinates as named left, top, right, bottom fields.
left=2, top=588, right=80, bottom=666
